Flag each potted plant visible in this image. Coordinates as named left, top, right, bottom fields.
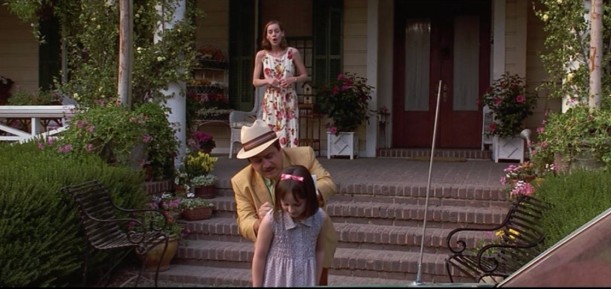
left=499, top=161, right=555, bottom=200
left=482, top=72, right=537, bottom=138
left=482, top=73, right=537, bottom=162
left=175, top=151, right=218, bottom=198
left=187, top=130, right=216, bottom=154
left=483, top=72, right=537, bottom=138
left=316, top=72, right=374, bottom=159
left=134, top=192, right=186, bottom=272
left=316, top=72, right=374, bottom=134
left=179, top=197, right=215, bottom=221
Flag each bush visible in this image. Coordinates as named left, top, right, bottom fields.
left=0, top=142, right=147, bottom=286
left=537, top=105, right=611, bottom=171
left=53, top=102, right=178, bottom=181
left=535, top=168, right=611, bottom=249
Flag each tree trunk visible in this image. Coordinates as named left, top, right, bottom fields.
left=589, top=0, right=603, bottom=111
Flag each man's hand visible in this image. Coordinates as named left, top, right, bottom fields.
left=258, top=202, right=273, bottom=219
left=254, top=202, right=273, bottom=235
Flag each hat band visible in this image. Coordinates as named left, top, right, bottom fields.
left=243, top=131, right=277, bottom=152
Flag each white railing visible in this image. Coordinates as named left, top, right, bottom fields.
left=0, top=105, right=77, bottom=143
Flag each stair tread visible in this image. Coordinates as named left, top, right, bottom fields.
left=210, top=195, right=510, bottom=212
left=178, top=239, right=446, bottom=262
left=154, top=264, right=425, bottom=286
left=184, top=216, right=498, bottom=238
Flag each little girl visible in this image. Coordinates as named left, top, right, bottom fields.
left=251, top=165, right=327, bottom=287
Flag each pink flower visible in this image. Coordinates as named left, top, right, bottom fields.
left=332, top=86, right=340, bottom=95
left=76, top=120, right=88, bottom=129
left=86, top=143, right=94, bottom=152
left=515, top=94, right=526, bottom=103
left=510, top=181, right=535, bottom=197
left=537, top=126, right=545, bottom=134
left=142, top=134, right=153, bottom=143
left=58, top=144, right=73, bottom=153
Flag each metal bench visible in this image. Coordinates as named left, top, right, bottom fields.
left=63, top=180, right=171, bottom=287
left=445, top=195, right=550, bottom=283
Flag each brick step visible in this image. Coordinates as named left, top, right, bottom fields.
left=332, top=185, right=508, bottom=203
left=215, top=184, right=510, bottom=204
left=181, top=216, right=495, bottom=253
left=377, top=148, right=492, bottom=160
left=202, top=196, right=510, bottom=228
left=169, top=239, right=459, bottom=284
left=143, top=264, right=461, bottom=287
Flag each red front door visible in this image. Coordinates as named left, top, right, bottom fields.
left=392, top=0, right=490, bottom=148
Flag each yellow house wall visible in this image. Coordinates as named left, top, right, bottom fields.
left=0, top=5, right=39, bottom=95
left=195, top=0, right=229, bottom=58
left=333, top=0, right=369, bottom=153
left=505, top=0, right=562, bottom=137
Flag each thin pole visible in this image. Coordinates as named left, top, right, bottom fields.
left=413, top=80, right=442, bottom=285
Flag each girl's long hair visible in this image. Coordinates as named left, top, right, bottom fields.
left=274, top=165, right=319, bottom=219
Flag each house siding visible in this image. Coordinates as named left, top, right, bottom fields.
left=0, top=5, right=39, bottom=94
left=343, top=0, right=368, bottom=77
left=504, top=0, right=558, bottom=136
left=525, top=0, right=562, bottom=132
left=195, top=0, right=230, bottom=57
left=340, top=0, right=370, bottom=154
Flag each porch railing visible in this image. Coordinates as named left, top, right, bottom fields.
left=0, top=105, right=77, bottom=144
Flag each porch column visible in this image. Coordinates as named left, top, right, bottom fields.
left=156, top=0, right=187, bottom=167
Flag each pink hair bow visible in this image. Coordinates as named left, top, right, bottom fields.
left=280, top=173, right=304, bottom=182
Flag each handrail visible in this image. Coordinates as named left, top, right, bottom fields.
left=0, top=105, right=77, bottom=143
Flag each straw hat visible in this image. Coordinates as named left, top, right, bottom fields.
left=236, top=120, right=279, bottom=159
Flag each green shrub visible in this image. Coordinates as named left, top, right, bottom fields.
left=535, top=168, right=611, bottom=249
left=0, top=142, right=147, bottom=286
left=53, top=102, right=178, bottom=181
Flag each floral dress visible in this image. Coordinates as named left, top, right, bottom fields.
left=261, top=208, right=323, bottom=287
left=261, top=47, right=299, bottom=148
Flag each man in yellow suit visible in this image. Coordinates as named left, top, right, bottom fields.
left=231, top=119, right=338, bottom=285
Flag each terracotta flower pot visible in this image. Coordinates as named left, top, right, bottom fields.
left=137, top=237, right=179, bottom=272
left=181, top=206, right=213, bottom=221
left=193, top=184, right=216, bottom=199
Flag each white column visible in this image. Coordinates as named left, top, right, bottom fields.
left=156, top=0, right=187, bottom=167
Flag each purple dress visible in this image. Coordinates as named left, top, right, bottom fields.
left=262, top=208, right=323, bottom=287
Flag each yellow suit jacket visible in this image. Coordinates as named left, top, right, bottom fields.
left=231, top=146, right=338, bottom=267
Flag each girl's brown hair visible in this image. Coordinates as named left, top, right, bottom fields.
left=261, top=20, right=288, bottom=51
left=274, top=165, right=319, bottom=218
